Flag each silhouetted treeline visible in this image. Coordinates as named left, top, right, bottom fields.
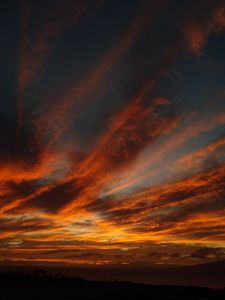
left=0, top=269, right=224, bottom=299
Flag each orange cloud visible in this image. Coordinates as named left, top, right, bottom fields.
left=184, top=3, right=225, bottom=54
left=35, top=1, right=165, bottom=150
left=1, top=0, right=225, bottom=268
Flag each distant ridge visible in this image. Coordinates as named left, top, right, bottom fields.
left=0, top=270, right=225, bottom=300
left=0, top=259, right=225, bottom=289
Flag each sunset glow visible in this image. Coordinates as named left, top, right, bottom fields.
left=1, top=0, right=225, bottom=268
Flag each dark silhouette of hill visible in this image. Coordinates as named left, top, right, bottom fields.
left=2, top=260, right=225, bottom=288
left=0, top=269, right=225, bottom=300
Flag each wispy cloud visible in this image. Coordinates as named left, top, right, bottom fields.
left=1, top=0, right=225, bottom=267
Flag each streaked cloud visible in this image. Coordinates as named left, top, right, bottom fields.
left=0, top=0, right=225, bottom=267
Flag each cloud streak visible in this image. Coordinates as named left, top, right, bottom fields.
left=1, top=0, right=225, bottom=267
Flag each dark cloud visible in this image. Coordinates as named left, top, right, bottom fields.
left=26, top=181, right=81, bottom=212
left=0, top=0, right=225, bottom=269
left=66, top=252, right=106, bottom=259
left=190, top=247, right=225, bottom=260
left=0, top=217, right=51, bottom=234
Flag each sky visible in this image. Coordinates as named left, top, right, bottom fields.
left=1, top=0, right=225, bottom=268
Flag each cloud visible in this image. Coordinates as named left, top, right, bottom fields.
left=1, top=0, right=225, bottom=267
left=17, top=0, right=102, bottom=130
left=190, top=247, right=225, bottom=260
left=34, top=1, right=165, bottom=150
left=182, top=0, right=225, bottom=54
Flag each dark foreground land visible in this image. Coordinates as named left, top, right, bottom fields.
left=0, top=270, right=225, bottom=300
